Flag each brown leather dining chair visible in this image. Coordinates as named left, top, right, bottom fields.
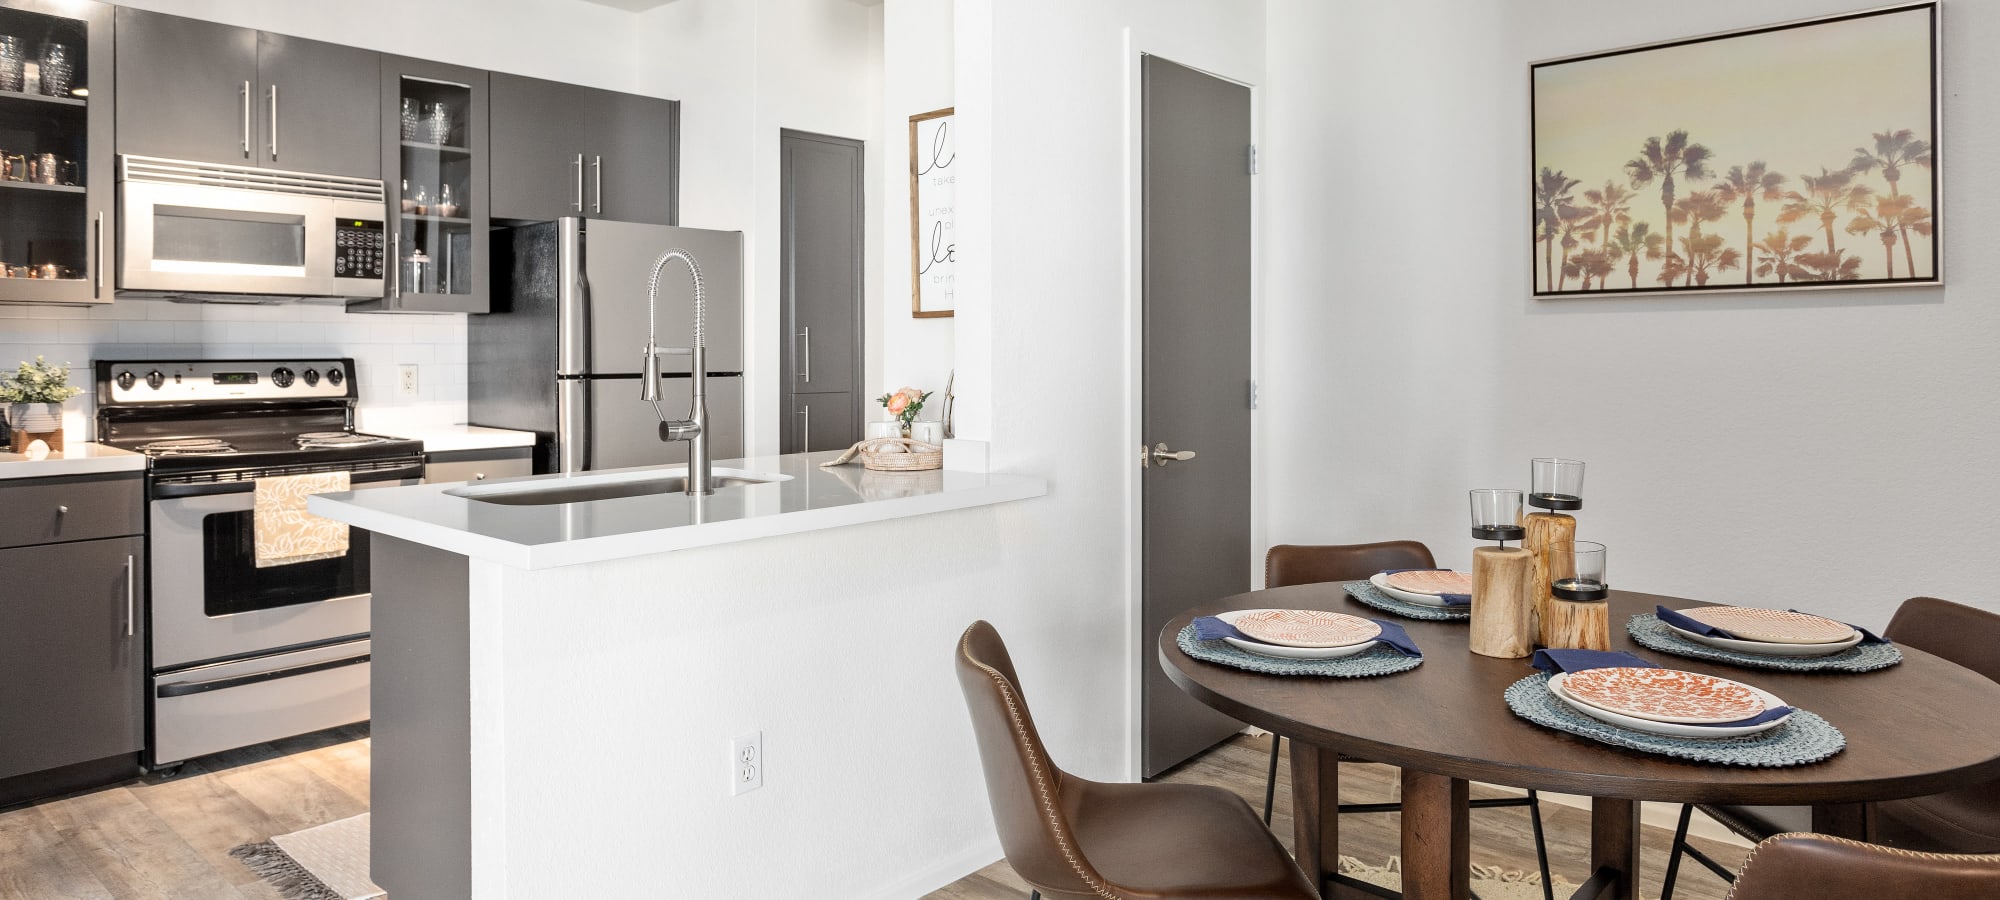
left=1725, top=832, right=2000, bottom=899
left=1660, top=596, right=2000, bottom=899
left=1258, top=543, right=1555, bottom=900
left=956, top=621, right=1319, bottom=900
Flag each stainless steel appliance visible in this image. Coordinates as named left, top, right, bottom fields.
left=470, top=217, right=744, bottom=473
left=94, top=358, right=424, bottom=769
left=117, top=155, right=387, bottom=300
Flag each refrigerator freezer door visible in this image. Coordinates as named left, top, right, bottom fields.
left=583, top=375, right=743, bottom=471
left=580, top=221, right=743, bottom=375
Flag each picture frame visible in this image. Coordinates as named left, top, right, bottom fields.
left=1531, top=3, right=1940, bottom=298
left=909, top=107, right=955, bottom=317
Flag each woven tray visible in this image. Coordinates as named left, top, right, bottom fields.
left=1343, top=581, right=1471, bottom=622
left=859, top=437, right=942, bottom=471
left=1627, top=615, right=1903, bottom=673
left=1177, top=624, right=1422, bottom=678
left=1504, top=673, right=1846, bottom=767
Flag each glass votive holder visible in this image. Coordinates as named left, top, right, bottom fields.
left=1550, top=540, right=1608, bottom=600
left=1469, top=489, right=1525, bottom=543
left=865, top=420, right=902, bottom=441
left=1529, top=457, right=1585, bottom=511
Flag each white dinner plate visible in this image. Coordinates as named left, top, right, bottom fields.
left=1215, top=609, right=1380, bottom=659
left=1368, top=573, right=1466, bottom=609
left=1548, top=673, right=1791, bottom=739
left=1665, top=623, right=1864, bottom=658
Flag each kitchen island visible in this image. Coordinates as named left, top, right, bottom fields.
left=309, top=450, right=1045, bottom=898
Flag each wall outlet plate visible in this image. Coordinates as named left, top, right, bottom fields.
left=398, top=364, right=419, bottom=397
left=731, top=731, right=762, bottom=795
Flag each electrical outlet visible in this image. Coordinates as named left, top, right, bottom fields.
left=397, top=364, right=419, bottom=397
left=731, top=731, right=762, bottom=795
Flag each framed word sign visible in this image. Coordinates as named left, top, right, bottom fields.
left=1532, top=3, right=1939, bottom=298
left=910, top=107, right=955, bottom=317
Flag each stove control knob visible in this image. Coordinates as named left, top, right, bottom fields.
left=145, top=370, right=165, bottom=390
left=327, top=367, right=345, bottom=387
left=271, top=367, right=295, bottom=388
left=302, top=368, right=320, bottom=387
left=116, top=370, right=136, bottom=390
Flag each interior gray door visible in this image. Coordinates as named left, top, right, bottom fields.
left=790, top=391, right=860, bottom=454
left=779, top=130, right=864, bottom=454
left=582, top=221, right=743, bottom=375
left=587, top=375, right=742, bottom=470
left=1141, top=55, right=1254, bottom=777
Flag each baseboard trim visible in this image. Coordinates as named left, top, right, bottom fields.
left=857, top=837, right=1005, bottom=900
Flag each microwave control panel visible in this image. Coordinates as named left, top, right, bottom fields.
left=333, top=220, right=386, bottom=279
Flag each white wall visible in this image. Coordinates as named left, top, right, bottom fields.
left=879, top=0, right=955, bottom=408
left=1261, top=0, right=1997, bottom=630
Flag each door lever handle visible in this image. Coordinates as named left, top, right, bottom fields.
left=1143, top=443, right=1197, bottom=468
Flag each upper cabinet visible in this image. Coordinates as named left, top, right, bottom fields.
left=114, top=8, right=378, bottom=178
left=0, top=0, right=114, bottom=305
left=490, top=73, right=677, bottom=226
left=349, top=56, right=489, bottom=314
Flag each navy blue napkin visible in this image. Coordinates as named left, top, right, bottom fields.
left=1377, top=570, right=1470, bottom=606
left=1530, top=648, right=1657, bottom=674
left=1192, top=614, right=1421, bottom=658
left=1656, top=605, right=1737, bottom=639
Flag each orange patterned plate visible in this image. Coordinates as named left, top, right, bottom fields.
left=1677, top=607, right=1858, bottom=645
left=1558, top=667, right=1767, bottom=724
left=1231, top=610, right=1383, bottom=649
left=1382, top=570, right=1474, bottom=596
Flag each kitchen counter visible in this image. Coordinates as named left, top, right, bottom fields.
left=374, top=424, right=536, bottom=454
left=0, top=442, right=146, bottom=480
left=309, top=450, right=1046, bottom=569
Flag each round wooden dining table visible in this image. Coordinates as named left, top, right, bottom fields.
left=1159, top=583, right=2000, bottom=900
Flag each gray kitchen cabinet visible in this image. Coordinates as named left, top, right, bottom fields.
left=115, top=7, right=378, bottom=178
left=0, top=472, right=144, bottom=799
left=789, top=391, right=858, bottom=454
left=424, top=447, right=532, bottom=485
left=0, top=0, right=115, bottom=306
left=490, top=73, right=677, bottom=226
left=351, top=56, right=490, bottom=314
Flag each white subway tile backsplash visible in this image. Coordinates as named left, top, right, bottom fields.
left=117, top=322, right=176, bottom=343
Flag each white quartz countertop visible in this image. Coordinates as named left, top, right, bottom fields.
left=309, top=451, right=1046, bottom=569
left=0, top=442, right=147, bottom=480
left=376, top=424, right=537, bottom=454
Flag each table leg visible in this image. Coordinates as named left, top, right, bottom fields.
left=1400, top=770, right=1470, bottom=900
left=1589, top=797, right=1641, bottom=900
left=1812, top=802, right=1868, bottom=840
left=1288, top=741, right=1339, bottom=897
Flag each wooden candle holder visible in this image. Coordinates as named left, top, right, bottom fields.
left=1543, top=597, right=1610, bottom=650
left=1523, top=511, right=1576, bottom=646
left=1469, top=546, right=1534, bottom=658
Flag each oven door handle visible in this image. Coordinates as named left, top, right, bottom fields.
left=156, top=653, right=370, bottom=698
left=149, top=466, right=423, bottom=499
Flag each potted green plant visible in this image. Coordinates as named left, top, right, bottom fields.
left=0, top=357, right=83, bottom=452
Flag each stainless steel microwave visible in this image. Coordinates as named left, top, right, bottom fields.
left=118, top=156, right=386, bottom=300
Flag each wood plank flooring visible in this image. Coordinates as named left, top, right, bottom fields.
left=927, top=734, right=1750, bottom=900
left=0, top=724, right=370, bottom=900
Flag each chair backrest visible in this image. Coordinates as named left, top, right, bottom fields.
left=1265, top=541, right=1436, bottom=589
left=954, top=621, right=1114, bottom=898
left=1885, top=597, right=2000, bottom=685
left=1727, top=833, right=2000, bottom=900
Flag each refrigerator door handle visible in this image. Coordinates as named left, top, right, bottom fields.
left=557, top=218, right=588, bottom=375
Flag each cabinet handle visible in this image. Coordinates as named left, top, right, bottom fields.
left=240, top=80, right=251, bottom=157
left=389, top=231, right=401, bottom=298
left=799, top=405, right=810, bottom=451
left=474, top=473, right=487, bottom=481
left=93, top=212, right=104, bottom=292
left=124, top=554, right=135, bottom=638
left=269, top=84, right=279, bottom=159
left=56, top=505, right=68, bottom=514
left=592, top=155, right=603, bottom=214
left=801, top=326, right=811, bottom=383
left=573, top=154, right=584, bottom=211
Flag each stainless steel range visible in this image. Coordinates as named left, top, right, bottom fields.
left=94, top=359, right=424, bottom=769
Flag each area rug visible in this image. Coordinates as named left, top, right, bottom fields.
left=1338, top=854, right=1575, bottom=900
left=230, top=813, right=384, bottom=900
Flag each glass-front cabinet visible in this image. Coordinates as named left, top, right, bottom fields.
left=353, top=55, right=487, bottom=313
left=0, top=0, right=111, bottom=305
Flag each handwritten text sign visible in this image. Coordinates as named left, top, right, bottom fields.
left=910, top=108, right=954, bottom=317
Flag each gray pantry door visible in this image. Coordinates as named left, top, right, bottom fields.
left=779, top=129, right=864, bottom=453
left=1141, top=55, right=1254, bottom=777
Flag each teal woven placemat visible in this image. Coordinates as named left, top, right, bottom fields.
left=1505, top=673, right=1846, bottom=767
left=1627, top=615, right=1903, bottom=673
left=1342, top=581, right=1471, bottom=622
left=1177, top=624, right=1423, bottom=678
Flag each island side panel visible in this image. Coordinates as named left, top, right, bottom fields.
left=370, top=535, right=473, bottom=899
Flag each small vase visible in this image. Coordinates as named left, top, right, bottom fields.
left=898, top=420, right=913, bottom=440
left=7, top=402, right=64, bottom=453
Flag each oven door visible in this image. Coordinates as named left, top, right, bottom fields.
left=149, top=474, right=411, bottom=670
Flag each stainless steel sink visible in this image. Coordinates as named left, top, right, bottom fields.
left=445, top=472, right=783, bottom=506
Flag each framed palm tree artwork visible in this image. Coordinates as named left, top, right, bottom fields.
left=1531, top=3, right=1939, bottom=298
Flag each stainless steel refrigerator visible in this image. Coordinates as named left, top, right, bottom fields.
left=470, top=217, right=744, bottom=474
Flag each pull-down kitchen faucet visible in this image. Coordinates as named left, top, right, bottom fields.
left=641, top=248, right=711, bottom=495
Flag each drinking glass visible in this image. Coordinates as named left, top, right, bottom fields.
left=0, top=36, right=24, bottom=92
left=37, top=42, right=72, bottom=96
left=425, top=102, right=451, bottom=145
left=1549, top=540, right=1608, bottom=601
left=1469, top=489, right=1525, bottom=544
left=400, top=98, right=421, bottom=140
left=1529, top=457, right=1585, bottom=511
